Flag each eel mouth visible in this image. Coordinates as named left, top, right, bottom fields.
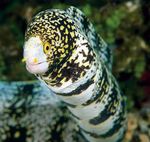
left=26, top=61, right=49, bottom=74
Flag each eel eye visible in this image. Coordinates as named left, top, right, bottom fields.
left=44, top=42, right=51, bottom=54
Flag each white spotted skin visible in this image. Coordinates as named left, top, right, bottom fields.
left=42, top=60, right=96, bottom=93
left=24, top=6, right=126, bottom=142
left=66, top=6, right=112, bottom=70
left=43, top=60, right=125, bottom=142
left=40, top=36, right=97, bottom=93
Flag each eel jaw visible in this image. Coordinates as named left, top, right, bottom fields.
left=26, top=61, right=49, bottom=74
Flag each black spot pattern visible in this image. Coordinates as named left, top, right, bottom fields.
left=23, top=6, right=126, bottom=142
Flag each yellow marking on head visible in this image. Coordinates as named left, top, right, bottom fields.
left=66, top=50, right=69, bottom=54
left=83, top=62, right=90, bottom=67
left=22, top=58, right=27, bottom=63
left=71, top=25, right=75, bottom=30
left=64, top=45, right=68, bottom=48
left=60, top=26, right=64, bottom=30
left=80, top=72, right=85, bottom=77
left=67, top=25, right=70, bottom=28
left=56, top=36, right=58, bottom=40
left=57, top=73, right=62, bottom=77
left=51, top=40, right=55, bottom=45
left=65, top=29, right=68, bottom=34
left=70, top=32, right=75, bottom=37
left=33, top=58, right=38, bottom=63
left=61, top=48, right=65, bottom=53
left=65, top=37, right=68, bottom=43
left=67, top=19, right=72, bottom=23
left=60, top=77, right=67, bottom=84
left=61, top=53, right=65, bottom=58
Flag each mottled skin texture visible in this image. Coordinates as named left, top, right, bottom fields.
left=23, top=6, right=126, bottom=142
left=1, top=6, right=126, bottom=142
left=25, top=8, right=94, bottom=87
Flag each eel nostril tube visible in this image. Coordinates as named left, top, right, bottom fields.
left=33, top=58, right=38, bottom=64
left=22, top=58, right=27, bottom=63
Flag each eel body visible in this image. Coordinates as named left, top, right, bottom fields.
left=23, top=6, right=126, bottom=142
